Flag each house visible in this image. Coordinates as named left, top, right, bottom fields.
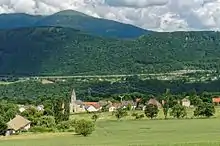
left=147, top=98, right=162, bottom=108
left=182, top=98, right=191, bottom=107
left=18, top=107, right=26, bottom=113
left=6, top=115, right=31, bottom=136
left=108, top=106, right=116, bottom=112
left=121, top=100, right=136, bottom=110
left=83, top=102, right=101, bottom=112
left=212, top=97, right=220, bottom=105
left=36, top=105, right=44, bottom=111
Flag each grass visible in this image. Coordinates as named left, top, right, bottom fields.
left=1, top=108, right=220, bottom=146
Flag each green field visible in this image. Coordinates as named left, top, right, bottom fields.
left=1, top=108, right=220, bottom=146
left=1, top=119, right=220, bottom=146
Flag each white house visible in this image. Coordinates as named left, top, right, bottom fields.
left=182, top=98, right=191, bottom=107
left=108, top=106, right=116, bottom=112
left=85, top=105, right=99, bottom=112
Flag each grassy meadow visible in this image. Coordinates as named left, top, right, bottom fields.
left=1, top=108, right=220, bottom=146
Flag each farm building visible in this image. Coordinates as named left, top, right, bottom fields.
left=6, top=115, right=31, bottom=136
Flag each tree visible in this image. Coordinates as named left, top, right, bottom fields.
left=170, top=104, right=187, bottom=119
left=194, top=102, right=215, bottom=118
left=75, top=119, right=95, bottom=137
left=91, top=114, right=99, bottom=122
left=162, top=102, right=169, bottom=119
left=0, top=120, right=7, bottom=135
left=144, top=104, right=159, bottom=119
left=114, top=108, right=128, bottom=120
left=37, top=116, right=56, bottom=128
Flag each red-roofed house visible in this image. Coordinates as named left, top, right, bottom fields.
left=83, top=102, right=101, bottom=112
left=212, top=97, right=220, bottom=105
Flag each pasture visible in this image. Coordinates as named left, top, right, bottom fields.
left=1, top=108, right=220, bottom=146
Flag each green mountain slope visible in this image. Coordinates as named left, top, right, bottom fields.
left=0, top=10, right=149, bottom=38
left=0, top=27, right=220, bottom=76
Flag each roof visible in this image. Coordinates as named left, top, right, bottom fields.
left=83, top=102, right=101, bottom=109
left=212, top=97, right=220, bottom=103
left=148, top=99, right=162, bottom=107
left=182, top=98, right=190, bottom=102
left=7, top=115, right=31, bottom=131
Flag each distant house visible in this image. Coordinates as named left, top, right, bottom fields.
left=36, top=105, right=44, bottom=111
left=6, top=115, right=31, bottom=136
left=147, top=98, right=162, bottom=108
left=83, top=102, right=101, bottom=112
left=19, top=107, right=26, bottom=113
left=212, top=97, right=220, bottom=105
left=108, top=106, right=116, bottom=112
left=182, top=98, right=191, bottom=107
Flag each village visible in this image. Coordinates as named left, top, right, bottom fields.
left=5, top=87, right=220, bottom=136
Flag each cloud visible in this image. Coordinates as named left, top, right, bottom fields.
left=0, top=0, right=220, bottom=31
left=105, top=0, right=169, bottom=8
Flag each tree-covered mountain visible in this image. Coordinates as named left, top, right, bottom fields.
left=0, top=13, right=42, bottom=29
left=0, top=26, right=220, bottom=76
left=0, top=10, right=149, bottom=38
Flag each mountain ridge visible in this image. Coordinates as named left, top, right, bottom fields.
left=0, top=10, right=149, bottom=38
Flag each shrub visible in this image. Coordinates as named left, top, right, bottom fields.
left=132, top=113, right=144, bottom=120
left=170, top=104, right=187, bottom=119
left=144, top=104, right=159, bottom=119
left=56, top=120, right=76, bottom=132
left=37, top=116, right=56, bottom=128
left=194, top=102, right=215, bottom=118
left=75, top=119, right=95, bottom=137
left=114, top=108, right=128, bottom=120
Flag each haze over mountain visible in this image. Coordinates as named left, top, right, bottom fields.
left=0, top=26, right=219, bottom=76
left=0, top=10, right=149, bottom=38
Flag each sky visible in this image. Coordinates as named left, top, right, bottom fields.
left=0, top=0, right=220, bottom=31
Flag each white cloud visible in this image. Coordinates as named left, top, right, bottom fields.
left=0, top=0, right=220, bottom=31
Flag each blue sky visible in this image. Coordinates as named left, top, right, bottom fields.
left=0, top=0, right=220, bottom=31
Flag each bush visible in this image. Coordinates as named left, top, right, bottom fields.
left=144, top=104, right=159, bottom=119
left=56, top=120, right=76, bottom=132
left=132, top=113, right=144, bottom=120
left=194, top=102, right=215, bottom=118
left=170, top=104, right=187, bottom=119
left=114, top=108, right=128, bottom=120
left=37, top=116, right=56, bottom=128
left=75, top=119, right=95, bottom=137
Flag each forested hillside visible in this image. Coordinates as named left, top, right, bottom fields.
left=0, top=27, right=220, bottom=76
left=0, top=10, right=148, bottom=38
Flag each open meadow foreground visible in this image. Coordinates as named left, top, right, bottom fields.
left=1, top=112, right=220, bottom=146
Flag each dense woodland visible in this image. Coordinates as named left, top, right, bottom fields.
left=1, top=27, right=220, bottom=76
left=0, top=76, right=219, bottom=104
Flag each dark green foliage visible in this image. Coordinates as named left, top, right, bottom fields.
left=170, top=104, right=187, bottom=119
left=37, top=116, right=56, bottom=128
left=114, top=108, right=128, bottom=120
left=75, top=119, right=95, bottom=137
left=0, top=120, right=7, bottom=135
left=21, top=107, right=43, bottom=126
left=0, top=101, right=19, bottom=123
left=162, top=103, right=169, bottom=119
left=144, top=104, right=159, bottom=119
left=1, top=27, right=220, bottom=76
left=56, top=120, right=76, bottom=132
left=194, top=102, right=215, bottom=118
left=132, top=113, right=145, bottom=120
